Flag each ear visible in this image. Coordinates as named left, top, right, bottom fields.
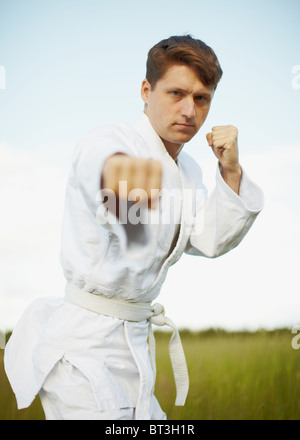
left=141, top=79, right=151, bottom=104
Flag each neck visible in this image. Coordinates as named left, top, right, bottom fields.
left=161, top=139, right=184, bottom=162
left=143, top=108, right=183, bottom=162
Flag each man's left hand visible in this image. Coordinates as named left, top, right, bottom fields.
left=206, top=125, right=242, bottom=194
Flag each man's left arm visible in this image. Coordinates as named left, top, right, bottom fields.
left=185, top=125, right=264, bottom=258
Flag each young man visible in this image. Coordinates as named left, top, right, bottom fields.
left=5, top=35, right=264, bottom=420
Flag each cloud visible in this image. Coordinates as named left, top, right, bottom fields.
left=159, top=145, right=300, bottom=331
left=0, top=142, right=69, bottom=328
left=0, top=142, right=299, bottom=331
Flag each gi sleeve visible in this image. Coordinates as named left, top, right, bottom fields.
left=72, top=126, right=151, bottom=258
left=185, top=163, right=264, bottom=258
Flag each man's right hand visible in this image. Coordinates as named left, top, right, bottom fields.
left=101, top=154, right=162, bottom=209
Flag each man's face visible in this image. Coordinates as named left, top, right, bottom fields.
left=141, top=63, right=214, bottom=159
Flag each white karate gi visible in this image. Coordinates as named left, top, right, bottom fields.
left=4, top=113, right=264, bottom=420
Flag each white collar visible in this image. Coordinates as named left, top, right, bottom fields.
left=132, top=112, right=179, bottom=164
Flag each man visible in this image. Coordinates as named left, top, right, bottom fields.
left=5, top=35, right=264, bottom=420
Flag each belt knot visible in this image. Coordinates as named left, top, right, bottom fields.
left=150, top=303, right=165, bottom=326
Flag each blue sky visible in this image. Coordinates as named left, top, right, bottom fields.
left=1, top=0, right=299, bottom=149
left=0, top=0, right=300, bottom=330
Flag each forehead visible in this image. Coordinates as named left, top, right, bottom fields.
left=157, top=63, right=214, bottom=94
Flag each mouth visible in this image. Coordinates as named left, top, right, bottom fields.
left=173, top=122, right=195, bottom=130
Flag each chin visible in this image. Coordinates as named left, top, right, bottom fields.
left=177, top=134, right=195, bottom=144
left=174, top=129, right=196, bottom=142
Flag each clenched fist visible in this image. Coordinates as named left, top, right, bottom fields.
left=206, top=125, right=242, bottom=194
left=101, top=154, right=162, bottom=210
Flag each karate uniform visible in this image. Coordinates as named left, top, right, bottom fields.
left=4, top=113, right=264, bottom=420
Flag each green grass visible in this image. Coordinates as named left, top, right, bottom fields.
left=1, top=329, right=299, bottom=420
left=154, top=328, right=300, bottom=420
left=0, top=344, right=44, bottom=420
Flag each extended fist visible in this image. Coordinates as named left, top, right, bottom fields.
left=101, top=154, right=162, bottom=209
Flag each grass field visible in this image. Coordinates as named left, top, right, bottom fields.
left=1, top=328, right=299, bottom=420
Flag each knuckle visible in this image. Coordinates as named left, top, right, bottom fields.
left=135, top=157, right=147, bottom=167
left=119, top=161, right=130, bottom=176
left=155, top=162, right=163, bottom=176
left=149, top=159, right=162, bottom=174
left=112, top=154, right=126, bottom=165
left=229, top=125, right=238, bottom=134
left=109, top=155, right=128, bottom=174
left=105, top=156, right=117, bottom=170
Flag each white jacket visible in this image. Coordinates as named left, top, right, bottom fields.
left=4, top=113, right=264, bottom=419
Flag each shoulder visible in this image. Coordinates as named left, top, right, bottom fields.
left=78, top=121, right=136, bottom=151
left=73, top=121, right=138, bottom=164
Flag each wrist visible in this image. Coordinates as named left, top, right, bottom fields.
left=221, top=164, right=242, bottom=177
left=220, top=163, right=242, bottom=195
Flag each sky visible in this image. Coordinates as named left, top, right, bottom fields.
left=0, top=0, right=299, bottom=331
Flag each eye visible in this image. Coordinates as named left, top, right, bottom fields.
left=170, top=90, right=181, bottom=97
left=195, top=95, right=209, bottom=104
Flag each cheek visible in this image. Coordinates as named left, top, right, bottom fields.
left=197, top=106, right=210, bottom=124
left=148, top=108, right=168, bottom=136
left=153, top=107, right=170, bottom=128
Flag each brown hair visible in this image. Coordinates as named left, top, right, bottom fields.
left=146, top=35, right=223, bottom=90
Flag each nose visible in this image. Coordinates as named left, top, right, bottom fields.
left=181, top=97, right=196, bottom=119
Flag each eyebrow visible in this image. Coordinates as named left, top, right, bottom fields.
left=168, top=87, right=212, bottom=98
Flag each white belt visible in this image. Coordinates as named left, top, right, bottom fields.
left=65, top=282, right=189, bottom=407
